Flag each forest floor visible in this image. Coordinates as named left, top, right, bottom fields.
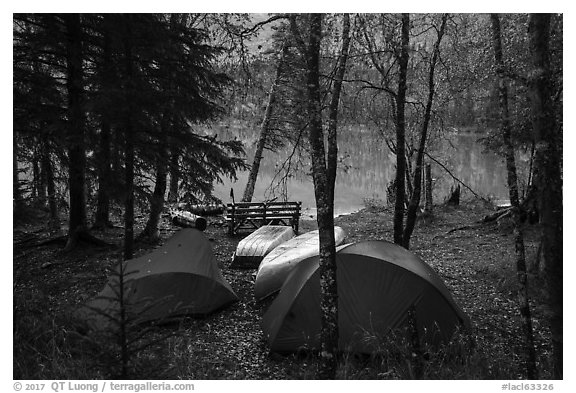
left=13, top=199, right=554, bottom=380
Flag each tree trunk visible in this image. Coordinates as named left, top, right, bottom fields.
left=13, top=136, right=24, bottom=215
left=423, top=163, right=433, bottom=215
left=94, top=17, right=114, bottom=230
left=304, top=13, right=338, bottom=379
left=123, top=16, right=135, bottom=260
left=41, top=141, right=59, bottom=228
left=110, top=124, right=122, bottom=191
left=124, top=133, right=135, bottom=260
left=94, top=121, right=113, bottom=229
left=139, top=155, right=167, bottom=242
left=139, top=115, right=169, bottom=242
left=404, top=150, right=413, bottom=200
left=528, top=13, right=563, bottom=379
left=34, top=145, right=49, bottom=206
left=326, top=13, right=351, bottom=202
left=63, top=14, right=87, bottom=251
left=31, top=150, right=40, bottom=200
left=393, top=13, right=410, bottom=245
left=38, top=142, right=48, bottom=207
left=302, top=13, right=350, bottom=379
left=403, top=14, right=447, bottom=249
left=168, top=147, right=180, bottom=204
left=491, top=13, right=538, bottom=379
left=242, top=42, right=288, bottom=203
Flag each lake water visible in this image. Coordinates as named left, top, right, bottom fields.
left=212, top=125, right=527, bottom=218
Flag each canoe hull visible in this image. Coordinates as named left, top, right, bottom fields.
left=231, top=226, right=295, bottom=269
left=254, top=226, right=346, bottom=300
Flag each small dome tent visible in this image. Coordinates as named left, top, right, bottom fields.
left=262, top=240, right=471, bottom=353
left=78, top=229, right=238, bottom=331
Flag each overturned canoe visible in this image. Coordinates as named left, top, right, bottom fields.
left=254, top=226, right=346, bottom=300
left=230, top=225, right=295, bottom=269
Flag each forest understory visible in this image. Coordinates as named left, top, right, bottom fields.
left=13, top=199, right=553, bottom=380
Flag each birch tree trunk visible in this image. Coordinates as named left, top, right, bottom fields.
left=305, top=14, right=337, bottom=378
left=393, top=13, right=410, bottom=245
left=326, top=14, right=351, bottom=202
left=528, top=13, right=563, bottom=379
left=491, top=13, right=538, bottom=379
left=403, top=14, right=447, bottom=249
left=242, top=42, right=288, bottom=203
left=302, top=13, right=350, bottom=379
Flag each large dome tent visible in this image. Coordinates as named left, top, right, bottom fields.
left=262, top=240, right=471, bottom=353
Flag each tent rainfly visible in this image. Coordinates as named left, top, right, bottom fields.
left=262, top=240, right=471, bottom=353
left=78, top=229, right=238, bottom=331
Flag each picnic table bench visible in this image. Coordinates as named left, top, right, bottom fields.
left=225, top=201, right=301, bottom=235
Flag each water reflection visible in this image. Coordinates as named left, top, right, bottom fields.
left=213, top=125, right=522, bottom=217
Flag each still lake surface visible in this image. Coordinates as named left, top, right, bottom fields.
left=212, top=126, right=527, bottom=218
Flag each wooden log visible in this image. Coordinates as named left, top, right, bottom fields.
left=481, top=207, right=512, bottom=223
left=187, top=204, right=225, bottom=216
left=169, top=210, right=207, bottom=231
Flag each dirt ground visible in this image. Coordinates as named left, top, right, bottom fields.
left=13, top=200, right=553, bottom=379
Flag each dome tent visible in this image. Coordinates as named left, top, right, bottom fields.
left=262, top=240, right=471, bottom=353
left=78, top=228, right=238, bottom=331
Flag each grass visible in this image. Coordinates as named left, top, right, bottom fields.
left=13, top=313, right=527, bottom=380
left=13, top=310, right=101, bottom=379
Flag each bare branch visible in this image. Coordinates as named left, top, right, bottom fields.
left=425, top=152, right=491, bottom=203
left=239, top=14, right=289, bottom=37
left=340, top=77, right=398, bottom=98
